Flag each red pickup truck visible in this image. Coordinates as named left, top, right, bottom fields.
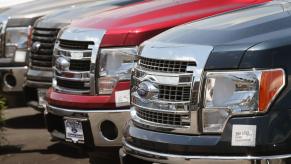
left=45, top=0, right=269, bottom=151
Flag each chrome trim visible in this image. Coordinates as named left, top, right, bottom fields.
left=134, top=67, right=193, bottom=85
left=0, top=66, right=27, bottom=70
left=52, top=78, right=90, bottom=94
left=122, top=141, right=291, bottom=164
left=47, top=104, right=130, bottom=114
left=53, top=27, right=105, bottom=95
left=54, top=47, right=92, bottom=60
left=133, top=103, right=190, bottom=114
left=131, top=107, right=198, bottom=134
left=46, top=104, right=130, bottom=147
left=26, top=80, right=51, bottom=88
left=131, top=42, right=213, bottom=134
left=55, top=74, right=90, bottom=82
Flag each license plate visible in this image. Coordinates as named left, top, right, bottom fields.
left=37, top=88, right=47, bottom=107
left=64, top=119, right=85, bottom=143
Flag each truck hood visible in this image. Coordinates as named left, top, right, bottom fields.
left=0, top=0, right=94, bottom=22
left=71, top=0, right=270, bottom=47
left=147, top=1, right=290, bottom=46
left=141, top=1, right=291, bottom=69
left=35, top=0, right=142, bottom=29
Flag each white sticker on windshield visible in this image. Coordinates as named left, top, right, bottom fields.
left=115, top=90, right=130, bottom=107
left=231, top=125, right=256, bottom=147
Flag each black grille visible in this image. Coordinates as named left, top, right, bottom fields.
left=70, top=60, right=91, bottom=71
left=158, top=85, right=191, bottom=101
left=30, top=28, right=59, bottom=69
left=139, top=57, right=196, bottom=73
left=59, top=39, right=94, bottom=50
left=136, top=108, right=190, bottom=126
left=57, top=79, right=89, bottom=90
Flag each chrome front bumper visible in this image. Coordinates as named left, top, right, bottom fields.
left=121, top=141, right=291, bottom=164
left=0, top=66, right=27, bottom=92
left=46, top=104, right=130, bottom=147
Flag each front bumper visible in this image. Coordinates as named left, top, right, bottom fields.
left=0, top=66, right=27, bottom=92
left=45, top=104, right=130, bottom=148
left=120, top=141, right=291, bottom=164
left=26, top=69, right=52, bottom=88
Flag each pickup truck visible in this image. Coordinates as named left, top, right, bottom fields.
left=26, top=0, right=141, bottom=111
left=0, top=0, right=93, bottom=108
left=121, top=0, right=291, bottom=163
left=45, top=0, right=270, bottom=154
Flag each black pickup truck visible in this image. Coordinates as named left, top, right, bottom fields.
left=121, top=0, right=291, bottom=163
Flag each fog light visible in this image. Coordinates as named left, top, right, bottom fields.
left=100, top=120, right=118, bottom=140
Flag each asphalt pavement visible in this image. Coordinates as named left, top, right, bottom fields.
left=0, top=107, right=90, bottom=164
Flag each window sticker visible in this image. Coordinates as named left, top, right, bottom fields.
left=231, top=124, right=256, bottom=147
left=115, top=90, right=130, bottom=107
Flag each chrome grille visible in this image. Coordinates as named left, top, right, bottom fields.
left=132, top=57, right=196, bottom=131
left=54, top=40, right=93, bottom=94
left=136, top=107, right=190, bottom=126
left=30, top=28, right=59, bottom=69
left=159, top=85, right=191, bottom=101
left=139, top=57, right=196, bottom=73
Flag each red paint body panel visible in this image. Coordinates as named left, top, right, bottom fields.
left=71, top=0, right=270, bottom=47
left=47, top=81, right=130, bottom=109
left=48, top=0, right=271, bottom=109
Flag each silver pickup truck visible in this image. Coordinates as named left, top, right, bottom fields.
left=0, top=0, right=94, bottom=107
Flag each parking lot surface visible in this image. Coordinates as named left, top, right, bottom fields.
left=0, top=107, right=90, bottom=164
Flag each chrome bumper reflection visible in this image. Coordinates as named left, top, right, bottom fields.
left=46, top=104, right=130, bottom=147
left=121, top=141, right=291, bottom=164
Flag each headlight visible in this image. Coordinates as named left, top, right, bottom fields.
left=202, top=69, right=285, bottom=133
left=97, top=47, right=137, bottom=94
left=5, top=27, right=32, bottom=58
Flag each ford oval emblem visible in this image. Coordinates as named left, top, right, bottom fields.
left=137, top=81, right=159, bottom=99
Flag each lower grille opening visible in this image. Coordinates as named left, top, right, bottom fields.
left=136, top=108, right=190, bottom=126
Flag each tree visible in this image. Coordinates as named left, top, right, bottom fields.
left=0, top=96, right=6, bottom=145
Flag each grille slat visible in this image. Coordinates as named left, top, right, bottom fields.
left=136, top=108, right=190, bottom=126
left=31, top=60, right=52, bottom=67
left=32, top=36, right=56, bottom=43
left=31, top=54, right=52, bottom=60
left=59, top=39, right=94, bottom=50
left=30, top=28, right=59, bottom=69
left=139, top=57, right=196, bottom=73
left=56, top=79, right=89, bottom=90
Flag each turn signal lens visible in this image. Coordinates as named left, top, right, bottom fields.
left=259, top=69, right=285, bottom=112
